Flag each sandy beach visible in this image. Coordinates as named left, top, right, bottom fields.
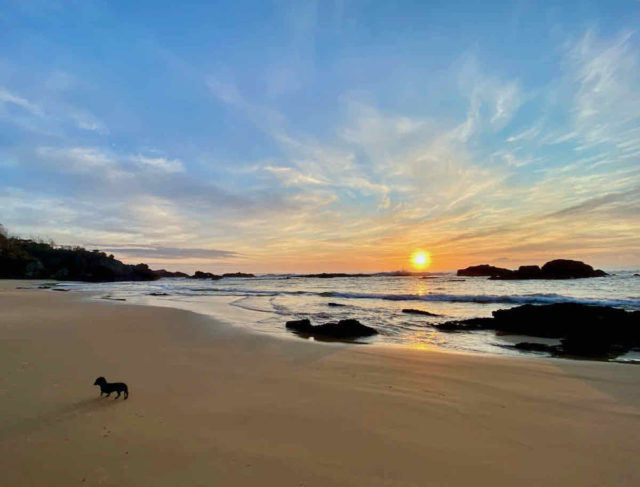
left=1, top=281, right=639, bottom=486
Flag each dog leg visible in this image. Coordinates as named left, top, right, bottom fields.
left=115, top=391, right=121, bottom=399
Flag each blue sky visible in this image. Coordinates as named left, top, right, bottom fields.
left=1, top=0, right=639, bottom=272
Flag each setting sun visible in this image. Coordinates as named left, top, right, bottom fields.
left=410, top=251, right=431, bottom=269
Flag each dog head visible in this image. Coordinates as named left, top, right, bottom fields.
left=93, top=376, right=106, bottom=386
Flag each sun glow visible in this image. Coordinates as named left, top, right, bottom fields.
left=411, top=251, right=431, bottom=269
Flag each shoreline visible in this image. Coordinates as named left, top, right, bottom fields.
left=2, top=283, right=640, bottom=486
left=15, top=278, right=640, bottom=363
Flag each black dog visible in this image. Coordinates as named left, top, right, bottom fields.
left=93, top=376, right=129, bottom=399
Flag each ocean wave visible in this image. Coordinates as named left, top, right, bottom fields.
left=170, top=285, right=640, bottom=308
left=329, top=291, right=640, bottom=308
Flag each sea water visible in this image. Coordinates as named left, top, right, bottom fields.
left=58, top=271, right=640, bottom=359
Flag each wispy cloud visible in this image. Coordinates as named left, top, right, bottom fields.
left=0, top=87, right=42, bottom=115
left=86, top=244, right=239, bottom=260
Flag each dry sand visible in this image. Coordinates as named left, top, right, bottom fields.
left=1, top=281, right=639, bottom=486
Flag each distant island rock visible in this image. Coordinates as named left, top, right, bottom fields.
left=153, top=269, right=190, bottom=278
left=457, top=259, right=607, bottom=280
left=189, top=271, right=255, bottom=279
left=286, top=318, right=378, bottom=340
left=191, top=271, right=223, bottom=280
left=299, top=273, right=371, bottom=278
left=435, top=303, right=640, bottom=358
left=222, top=272, right=255, bottom=278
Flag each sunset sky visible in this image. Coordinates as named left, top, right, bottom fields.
left=1, top=1, right=639, bottom=273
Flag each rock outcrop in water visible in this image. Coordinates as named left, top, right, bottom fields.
left=457, top=259, right=607, bottom=280
left=286, top=318, right=378, bottom=340
left=456, top=265, right=513, bottom=278
left=435, top=303, right=640, bottom=358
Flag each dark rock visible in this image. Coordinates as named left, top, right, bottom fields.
left=515, top=265, right=543, bottom=279
left=438, top=303, right=640, bottom=358
left=539, top=259, right=607, bottom=279
left=286, top=318, right=378, bottom=339
left=490, top=303, right=636, bottom=338
left=153, top=269, right=189, bottom=278
left=285, top=319, right=313, bottom=333
left=402, top=308, right=440, bottom=317
left=633, top=273, right=640, bottom=277
left=328, top=302, right=346, bottom=307
left=459, top=259, right=608, bottom=280
left=456, top=265, right=513, bottom=278
left=148, top=292, right=170, bottom=296
left=51, top=288, right=69, bottom=292
left=433, top=317, right=493, bottom=332
left=192, top=271, right=222, bottom=280
left=222, top=272, right=255, bottom=278
left=488, top=265, right=542, bottom=280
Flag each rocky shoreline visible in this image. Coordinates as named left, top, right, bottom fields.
left=435, top=303, right=640, bottom=359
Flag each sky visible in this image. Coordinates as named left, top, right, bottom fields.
left=1, top=0, right=640, bottom=273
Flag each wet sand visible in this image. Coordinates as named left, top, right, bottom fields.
left=1, top=281, right=639, bottom=486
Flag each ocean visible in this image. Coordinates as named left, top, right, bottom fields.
left=58, top=270, right=640, bottom=359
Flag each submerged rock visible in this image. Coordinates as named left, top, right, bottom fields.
left=222, top=272, right=255, bottom=278
left=286, top=318, right=378, bottom=340
left=402, top=308, right=440, bottom=317
left=434, top=318, right=492, bottom=332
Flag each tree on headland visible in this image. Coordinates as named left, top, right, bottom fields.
left=0, top=223, right=158, bottom=282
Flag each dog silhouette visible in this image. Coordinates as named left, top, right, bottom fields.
left=93, top=377, right=129, bottom=399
